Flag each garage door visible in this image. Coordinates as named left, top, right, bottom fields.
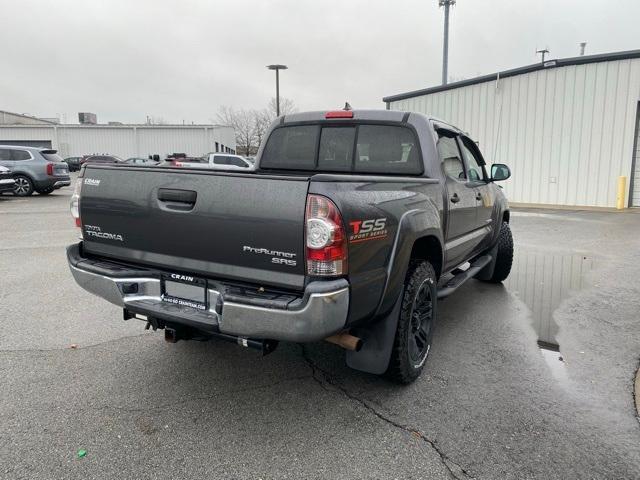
left=632, top=103, right=640, bottom=207
left=0, top=140, right=52, bottom=148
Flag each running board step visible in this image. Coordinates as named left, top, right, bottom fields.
left=437, top=255, right=492, bottom=299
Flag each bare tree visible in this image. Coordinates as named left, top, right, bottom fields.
left=253, top=110, right=271, bottom=151
left=217, top=106, right=257, bottom=156
left=253, top=97, right=297, bottom=150
left=216, top=98, right=297, bottom=156
left=265, top=97, right=296, bottom=121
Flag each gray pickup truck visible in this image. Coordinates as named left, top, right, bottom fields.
left=67, top=109, right=512, bottom=383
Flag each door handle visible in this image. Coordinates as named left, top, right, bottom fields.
left=450, top=193, right=460, bottom=204
left=157, top=188, right=197, bottom=212
left=476, top=193, right=482, bottom=201
left=158, top=188, right=197, bottom=203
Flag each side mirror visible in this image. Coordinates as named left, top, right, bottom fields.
left=491, top=163, right=511, bottom=181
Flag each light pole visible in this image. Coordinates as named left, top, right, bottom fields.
left=439, top=0, right=455, bottom=85
left=267, top=64, right=288, bottom=116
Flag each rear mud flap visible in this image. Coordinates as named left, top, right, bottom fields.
left=346, top=294, right=402, bottom=375
left=474, top=241, right=499, bottom=281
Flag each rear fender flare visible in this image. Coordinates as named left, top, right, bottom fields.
left=375, top=206, right=443, bottom=317
left=347, top=207, right=443, bottom=375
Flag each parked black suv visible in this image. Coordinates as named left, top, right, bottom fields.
left=63, top=157, right=82, bottom=172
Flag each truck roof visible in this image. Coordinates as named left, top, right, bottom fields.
left=281, top=109, right=410, bottom=124
left=279, top=109, right=462, bottom=134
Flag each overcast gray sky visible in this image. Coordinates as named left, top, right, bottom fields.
left=1, top=0, right=638, bottom=124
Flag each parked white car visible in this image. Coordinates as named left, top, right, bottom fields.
left=175, top=153, right=253, bottom=171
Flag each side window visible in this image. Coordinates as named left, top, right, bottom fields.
left=10, top=149, right=31, bottom=161
left=213, top=155, right=243, bottom=166
left=228, top=156, right=247, bottom=167
left=0, top=150, right=12, bottom=160
left=437, top=135, right=465, bottom=180
left=354, top=125, right=421, bottom=174
left=458, top=138, right=485, bottom=181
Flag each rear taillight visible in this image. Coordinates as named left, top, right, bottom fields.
left=70, top=178, right=82, bottom=230
left=305, top=194, right=347, bottom=276
left=46, top=163, right=54, bottom=175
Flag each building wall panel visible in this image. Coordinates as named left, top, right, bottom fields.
left=389, top=58, right=640, bottom=208
left=632, top=102, right=640, bottom=207
left=0, top=125, right=235, bottom=160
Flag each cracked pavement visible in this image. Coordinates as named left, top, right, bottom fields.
left=1, top=178, right=639, bottom=479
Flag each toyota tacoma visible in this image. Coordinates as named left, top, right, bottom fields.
left=67, top=109, right=513, bottom=383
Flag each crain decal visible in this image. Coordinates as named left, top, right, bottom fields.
left=84, top=224, right=124, bottom=242
left=243, top=245, right=297, bottom=267
left=349, top=218, right=388, bottom=243
left=170, top=273, right=195, bottom=282
left=84, top=178, right=101, bottom=186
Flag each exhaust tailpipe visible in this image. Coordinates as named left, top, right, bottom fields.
left=325, top=332, right=363, bottom=352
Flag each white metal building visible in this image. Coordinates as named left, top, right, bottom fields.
left=384, top=50, right=640, bottom=209
left=0, top=110, right=58, bottom=126
left=0, top=113, right=236, bottom=159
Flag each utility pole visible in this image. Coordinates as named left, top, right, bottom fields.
left=439, top=0, right=455, bottom=85
left=267, top=64, right=288, bottom=116
left=536, top=47, right=550, bottom=64
left=579, top=42, right=587, bottom=56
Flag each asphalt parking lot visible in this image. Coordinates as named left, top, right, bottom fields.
left=1, top=177, right=640, bottom=479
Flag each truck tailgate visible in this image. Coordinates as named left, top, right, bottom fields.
left=79, top=166, right=309, bottom=290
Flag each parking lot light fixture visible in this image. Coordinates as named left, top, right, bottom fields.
left=267, top=64, right=288, bottom=116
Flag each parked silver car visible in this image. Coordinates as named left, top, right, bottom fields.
left=0, top=146, right=70, bottom=196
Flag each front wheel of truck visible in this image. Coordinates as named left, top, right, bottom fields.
left=386, top=260, right=437, bottom=384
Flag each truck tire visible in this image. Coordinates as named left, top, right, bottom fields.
left=484, top=221, right=513, bottom=283
left=386, top=260, right=437, bottom=384
left=13, top=175, right=34, bottom=196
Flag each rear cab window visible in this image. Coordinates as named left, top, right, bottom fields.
left=261, top=126, right=319, bottom=170
left=260, top=123, right=422, bottom=175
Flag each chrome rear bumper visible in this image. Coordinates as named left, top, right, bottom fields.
left=67, top=244, right=349, bottom=342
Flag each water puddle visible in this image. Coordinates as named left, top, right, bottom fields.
left=504, top=250, right=595, bottom=380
